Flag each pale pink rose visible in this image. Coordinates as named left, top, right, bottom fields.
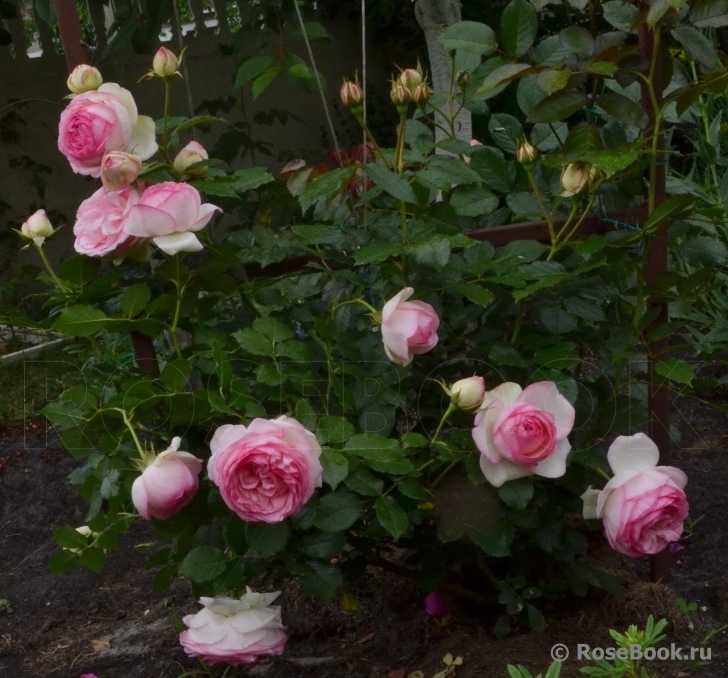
left=73, top=184, right=143, bottom=258
left=174, top=141, right=208, bottom=175
left=58, top=82, right=156, bottom=177
left=123, top=182, right=221, bottom=255
left=180, top=590, right=287, bottom=666
left=208, top=416, right=323, bottom=523
left=131, top=437, right=202, bottom=520
left=425, top=591, right=452, bottom=616
left=100, top=150, right=141, bottom=191
left=380, top=287, right=439, bottom=366
left=581, top=433, right=688, bottom=558
left=473, top=381, right=575, bottom=487
left=67, top=64, right=102, bottom=94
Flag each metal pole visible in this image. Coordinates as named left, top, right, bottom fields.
left=639, top=17, right=671, bottom=584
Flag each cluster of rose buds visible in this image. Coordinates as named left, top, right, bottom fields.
left=391, top=63, right=429, bottom=108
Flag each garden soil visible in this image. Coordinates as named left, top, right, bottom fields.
left=2, top=395, right=728, bottom=678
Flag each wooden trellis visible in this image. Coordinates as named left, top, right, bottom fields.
left=47, top=0, right=671, bottom=582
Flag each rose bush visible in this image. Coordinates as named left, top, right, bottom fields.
left=17, top=0, right=721, bottom=650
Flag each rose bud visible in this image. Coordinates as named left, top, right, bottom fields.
left=456, top=70, right=470, bottom=87
left=425, top=592, right=452, bottom=617
left=589, top=165, right=605, bottom=188
left=152, top=46, right=181, bottom=77
left=20, top=209, right=55, bottom=246
left=131, top=437, right=203, bottom=520
left=67, top=64, right=103, bottom=94
left=448, top=376, right=486, bottom=411
left=412, top=83, right=430, bottom=106
left=100, top=151, right=141, bottom=191
left=180, top=589, right=287, bottom=665
left=390, top=80, right=411, bottom=107
left=340, top=77, right=363, bottom=107
left=560, top=162, right=589, bottom=197
left=516, top=140, right=538, bottom=168
left=380, top=287, right=440, bottom=366
left=399, top=66, right=423, bottom=92
left=581, top=433, right=688, bottom=558
left=174, top=141, right=209, bottom=176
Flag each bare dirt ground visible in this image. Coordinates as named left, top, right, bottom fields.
left=1, top=393, right=728, bottom=678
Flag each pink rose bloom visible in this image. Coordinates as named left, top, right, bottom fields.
left=131, top=437, right=203, bottom=520
left=425, top=591, right=452, bottom=616
left=381, top=287, right=440, bottom=366
left=73, top=184, right=143, bottom=258
left=123, top=182, right=221, bottom=255
left=582, top=433, right=688, bottom=558
left=473, top=381, right=575, bottom=487
left=58, top=82, right=156, bottom=177
left=180, top=590, right=287, bottom=666
left=208, top=416, right=323, bottom=523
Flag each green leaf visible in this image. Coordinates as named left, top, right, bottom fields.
left=375, top=496, right=409, bottom=539
left=120, top=284, right=151, bottom=317
left=681, top=235, right=728, bottom=266
left=494, top=240, right=548, bottom=266
left=501, top=0, right=538, bottom=56
left=498, top=479, right=534, bottom=510
left=35, top=0, right=54, bottom=24
left=52, top=305, right=107, bottom=337
left=320, top=449, right=349, bottom=489
left=233, top=328, right=273, bottom=356
left=411, top=238, right=451, bottom=269
left=672, top=26, right=717, bottom=69
left=303, top=531, right=346, bottom=559
left=457, top=283, right=496, bottom=308
left=235, top=55, right=275, bottom=88
left=253, top=316, right=293, bottom=342
left=438, top=20, right=498, bottom=54
left=223, top=516, right=248, bottom=555
left=58, top=256, right=100, bottom=285
left=252, top=67, right=282, bottom=99
left=299, top=560, right=343, bottom=600
left=317, top=416, right=355, bottom=444
left=559, top=26, right=594, bottom=57
left=80, top=547, right=105, bottom=572
left=313, top=491, right=361, bottom=531
left=172, top=115, right=223, bottom=134
left=398, top=478, right=429, bottom=500
left=477, top=63, right=532, bottom=97
left=527, top=89, right=590, bottom=123
left=643, top=195, right=694, bottom=231
left=354, top=242, right=403, bottom=265
left=450, top=186, right=499, bottom=217
left=467, top=524, right=513, bottom=557
left=179, top=546, right=228, bottom=583
left=596, top=93, right=648, bottom=128
left=295, top=399, right=318, bottom=431
left=53, top=525, right=89, bottom=549
left=300, top=168, right=355, bottom=211
left=470, top=147, right=513, bottom=192
left=245, top=521, right=289, bottom=557
left=691, top=0, right=728, bottom=27
left=655, top=359, right=694, bottom=384
left=603, top=0, right=638, bottom=30
left=230, top=167, right=274, bottom=192
left=536, top=68, right=571, bottom=95
left=345, top=467, right=385, bottom=496
left=365, top=163, right=417, bottom=203
left=563, top=122, right=604, bottom=157
left=48, top=549, right=81, bottom=573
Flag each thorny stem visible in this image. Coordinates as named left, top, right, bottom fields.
left=170, top=254, right=187, bottom=360
left=161, top=77, right=171, bottom=161
left=115, top=408, right=146, bottom=458
left=35, top=244, right=71, bottom=293
left=331, top=297, right=378, bottom=316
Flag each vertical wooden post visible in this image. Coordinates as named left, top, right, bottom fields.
left=639, top=19, right=672, bottom=583
left=55, top=2, right=161, bottom=379
left=52, top=0, right=87, bottom=70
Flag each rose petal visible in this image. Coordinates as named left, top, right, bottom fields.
left=519, top=381, right=575, bottom=439
left=153, top=231, right=204, bottom=255
left=607, top=433, right=660, bottom=476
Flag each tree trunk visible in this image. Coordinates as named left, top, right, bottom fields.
left=415, top=0, right=472, bottom=144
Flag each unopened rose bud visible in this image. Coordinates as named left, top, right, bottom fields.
left=153, top=47, right=181, bottom=77
left=67, top=65, right=103, bottom=94
left=390, top=81, right=411, bottom=107
left=589, top=166, right=605, bottom=187
left=561, top=162, right=589, bottom=196
left=21, top=209, right=54, bottom=246
left=448, top=376, right=486, bottom=411
left=516, top=140, right=538, bottom=168
left=456, top=70, right=470, bottom=87
left=340, top=78, right=363, bottom=108
left=174, top=141, right=208, bottom=176
left=100, top=151, right=141, bottom=191
left=399, top=67, right=423, bottom=92
left=412, top=84, right=430, bottom=106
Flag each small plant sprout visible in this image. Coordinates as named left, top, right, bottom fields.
left=433, top=653, right=463, bottom=678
